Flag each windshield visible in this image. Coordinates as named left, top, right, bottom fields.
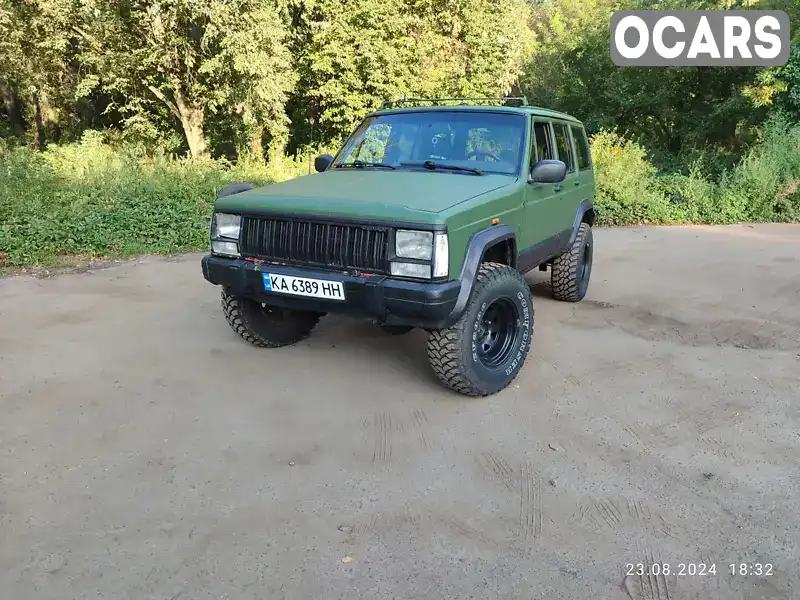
left=333, top=111, right=526, bottom=176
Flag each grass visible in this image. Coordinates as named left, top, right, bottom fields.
left=592, top=116, right=800, bottom=226
left=0, top=133, right=311, bottom=268
left=2, top=119, right=799, bottom=270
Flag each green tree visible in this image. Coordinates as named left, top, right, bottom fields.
left=286, top=0, right=532, bottom=149
left=76, top=0, right=296, bottom=159
left=406, top=0, right=532, bottom=97
left=0, top=0, right=80, bottom=146
left=520, top=0, right=785, bottom=170
left=287, top=0, right=415, bottom=146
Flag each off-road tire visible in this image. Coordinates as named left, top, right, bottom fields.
left=379, top=324, right=414, bottom=335
left=221, top=289, right=320, bottom=348
left=426, top=262, right=533, bottom=397
left=217, top=182, right=254, bottom=198
left=551, top=222, right=593, bottom=302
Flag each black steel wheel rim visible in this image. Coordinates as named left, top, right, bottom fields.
left=579, top=242, right=592, bottom=286
left=476, top=297, right=521, bottom=369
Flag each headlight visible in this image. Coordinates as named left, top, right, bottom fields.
left=210, top=212, right=241, bottom=257
left=395, top=230, right=433, bottom=260
left=390, top=230, right=448, bottom=279
left=391, top=263, right=432, bottom=278
left=211, top=240, right=239, bottom=257
left=213, top=213, right=241, bottom=240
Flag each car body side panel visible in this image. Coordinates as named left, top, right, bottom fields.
left=441, top=183, right=526, bottom=278
left=522, top=118, right=564, bottom=256
left=550, top=120, right=584, bottom=239
left=569, top=125, right=596, bottom=231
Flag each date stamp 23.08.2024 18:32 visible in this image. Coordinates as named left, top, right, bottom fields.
left=625, top=562, right=774, bottom=577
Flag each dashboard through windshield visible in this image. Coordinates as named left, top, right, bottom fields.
left=333, top=111, right=526, bottom=176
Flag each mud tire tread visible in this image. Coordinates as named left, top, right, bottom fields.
left=551, top=222, right=592, bottom=302
left=426, top=262, right=531, bottom=397
left=221, top=290, right=319, bottom=348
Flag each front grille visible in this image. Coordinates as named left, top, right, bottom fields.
left=240, top=216, right=389, bottom=273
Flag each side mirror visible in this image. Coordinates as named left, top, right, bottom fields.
left=529, top=159, right=567, bottom=184
left=314, top=153, right=334, bottom=173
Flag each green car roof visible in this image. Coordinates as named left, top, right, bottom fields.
left=368, top=104, right=582, bottom=124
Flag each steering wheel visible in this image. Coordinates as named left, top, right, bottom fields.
left=466, top=150, right=500, bottom=162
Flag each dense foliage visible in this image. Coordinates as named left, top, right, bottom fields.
left=0, top=133, right=310, bottom=267
left=3, top=117, right=798, bottom=268
left=0, top=0, right=798, bottom=267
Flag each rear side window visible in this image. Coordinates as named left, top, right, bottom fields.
left=532, top=121, right=555, bottom=163
left=571, top=125, right=591, bottom=170
left=553, top=123, right=575, bottom=172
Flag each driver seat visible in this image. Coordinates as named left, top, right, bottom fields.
left=417, top=126, right=453, bottom=161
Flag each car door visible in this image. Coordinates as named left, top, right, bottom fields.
left=570, top=123, right=595, bottom=213
left=551, top=120, right=582, bottom=238
left=521, top=118, right=562, bottom=270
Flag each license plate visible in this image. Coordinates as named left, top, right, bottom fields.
left=262, top=273, right=346, bottom=301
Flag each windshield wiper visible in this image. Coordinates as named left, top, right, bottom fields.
left=400, top=160, right=483, bottom=176
left=335, top=160, right=396, bottom=170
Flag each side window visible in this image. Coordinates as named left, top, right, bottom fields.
left=571, top=125, right=591, bottom=170
left=553, top=123, right=575, bottom=172
left=531, top=121, right=554, bottom=165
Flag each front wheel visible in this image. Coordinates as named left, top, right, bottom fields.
left=426, top=263, right=533, bottom=396
left=221, top=290, right=320, bottom=347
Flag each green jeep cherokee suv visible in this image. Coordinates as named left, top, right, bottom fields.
left=202, top=98, right=596, bottom=396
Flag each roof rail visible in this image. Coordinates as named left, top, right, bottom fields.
left=379, top=96, right=529, bottom=110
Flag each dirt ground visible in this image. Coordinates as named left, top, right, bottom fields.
left=1, top=224, right=799, bottom=600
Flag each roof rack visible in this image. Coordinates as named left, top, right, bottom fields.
left=379, top=96, right=529, bottom=110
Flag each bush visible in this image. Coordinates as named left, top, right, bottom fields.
left=2, top=122, right=799, bottom=270
left=590, top=131, right=682, bottom=226
left=590, top=117, right=800, bottom=226
left=0, top=136, right=308, bottom=267
left=725, top=115, right=800, bottom=222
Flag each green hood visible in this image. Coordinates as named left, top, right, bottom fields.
left=214, top=170, right=515, bottom=222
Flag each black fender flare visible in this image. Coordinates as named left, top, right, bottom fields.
left=446, top=224, right=515, bottom=323
left=566, top=199, right=596, bottom=248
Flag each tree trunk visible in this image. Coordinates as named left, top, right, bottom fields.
left=174, top=88, right=208, bottom=160
left=32, top=93, right=46, bottom=150
left=268, top=137, right=285, bottom=164
left=38, top=90, right=61, bottom=142
left=249, top=126, right=264, bottom=161
left=266, top=122, right=288, bottom=164
left=0, top=80, right=25, bottom=136
left=182, top=113, right=207, bottom=160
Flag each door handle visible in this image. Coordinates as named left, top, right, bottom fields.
left=554, top=184, right=564, bottom=192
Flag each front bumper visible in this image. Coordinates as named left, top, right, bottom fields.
left=201, top=255, right=461, bottom=329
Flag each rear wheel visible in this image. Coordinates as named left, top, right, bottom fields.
left=221, top=290, right=320, bottom=348
left=426, top=263, right=533, bottom=396
left=551, top=223, right=593, bottom=302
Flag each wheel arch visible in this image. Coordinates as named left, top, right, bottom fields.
left=567, top=199, right=595, bottom=246
left=447, top=225, right=516, bottom=324
left=480, top=236, right=517, bottom=269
